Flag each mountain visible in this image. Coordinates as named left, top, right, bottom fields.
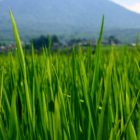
left=0, top=0, right=140, bottom=42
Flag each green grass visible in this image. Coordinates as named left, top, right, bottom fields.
left=0, top=12, right=140, bottom=140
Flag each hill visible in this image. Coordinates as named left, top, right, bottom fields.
left=0, top=0, right=140, bottom=42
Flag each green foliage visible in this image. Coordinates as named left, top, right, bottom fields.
left=30, top=35, right=60, bottom=50
left=0, top=12, right=140, bottom=140
left=136, top=33, right=139, bottom=50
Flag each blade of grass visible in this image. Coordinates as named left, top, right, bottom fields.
left=10, top=10, right=32, bottom=122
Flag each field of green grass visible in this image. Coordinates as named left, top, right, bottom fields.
left=0, top=12, right=140, bottom=140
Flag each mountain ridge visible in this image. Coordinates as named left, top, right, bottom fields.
left=0, top=0, right=140, bottom=42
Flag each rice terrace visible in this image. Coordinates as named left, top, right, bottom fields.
left=0, top=0, right=140, bottom=140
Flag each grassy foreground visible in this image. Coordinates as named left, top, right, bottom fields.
left=0, top=12, right=140, bottom=140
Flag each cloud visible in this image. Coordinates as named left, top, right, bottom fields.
left=125, top=2, right=140, bottom=13
left=111, top=0, right=140, bottom=14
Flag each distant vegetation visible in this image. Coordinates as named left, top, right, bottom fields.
left=25, top=34, right=121, bottom=52
left=30, top=35, right=60, bottom=50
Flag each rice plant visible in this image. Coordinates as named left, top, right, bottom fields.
left=0, top=11, right=140, bottom=140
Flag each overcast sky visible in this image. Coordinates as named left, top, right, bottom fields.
left=111, top=0, right=140, bottom=13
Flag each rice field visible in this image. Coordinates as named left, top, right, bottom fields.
left=0, top=12, right=140, bottom=140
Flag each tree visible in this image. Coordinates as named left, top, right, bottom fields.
left=31, top=35, right=60, bottom=50
left=108, top=35, right=120, bottom=45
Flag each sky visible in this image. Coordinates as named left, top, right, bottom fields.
left=111, top=0, right=140, bottom=13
